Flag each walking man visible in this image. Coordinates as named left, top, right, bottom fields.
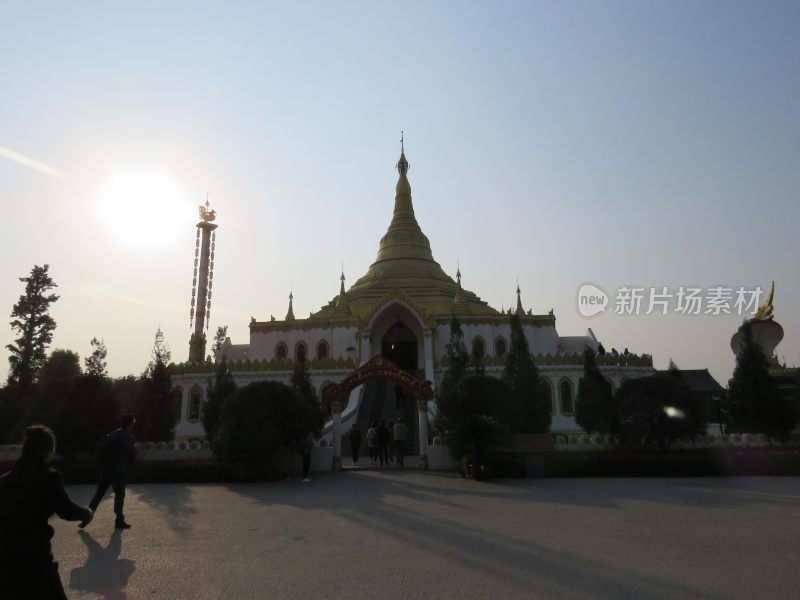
left=348, top=424, right=362, bottom=465
left=377, top=420, right=389, bottom=466
left=301, top=432, right=314, bottom=482
left=394, top=417, right=409, bottom=469
left=84, top=414, right=137, bottom=529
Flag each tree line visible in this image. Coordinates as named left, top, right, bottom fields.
left=3, top=264, right=794, bottom=469
left=0, top=264, right=322, bottom=465
left=433, top=312, right=799, bottom=476
left=0, top=265, right=181, bottom=455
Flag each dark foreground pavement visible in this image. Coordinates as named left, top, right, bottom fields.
left=51, top=472, right=800, bottom=599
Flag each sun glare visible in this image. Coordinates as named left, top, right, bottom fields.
left=97, top=172, right=191, bottom=246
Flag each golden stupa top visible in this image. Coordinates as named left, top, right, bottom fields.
left=320, top=143, right=498, bottom=321
left=250, top=143, right=557, bottom=332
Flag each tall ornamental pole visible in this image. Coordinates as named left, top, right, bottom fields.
left=188, top=199, right=218, bottom=362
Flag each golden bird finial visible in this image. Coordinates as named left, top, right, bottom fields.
left=754, top=281, right=775, bottom=320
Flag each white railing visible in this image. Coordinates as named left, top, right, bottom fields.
left=552, top=432, right=800, bottom=451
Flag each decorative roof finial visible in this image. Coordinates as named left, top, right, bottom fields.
left=754, top=280, right=775, bottom=320
left=285, top=289, right=295, bottom=321
left=198, top=195, right=216, bottom=222
left=456, top=259, right=462, bottom=287
left=516, top=281, right=524, bottom=316
left=396, top=132, right=409, bottom=175
left=339, top=270, right=346, bottom=296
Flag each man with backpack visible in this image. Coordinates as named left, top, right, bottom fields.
left=82, top=414, right=137, bottom=529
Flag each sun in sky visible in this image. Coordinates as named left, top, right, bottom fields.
left=97, top=172, right=191, bottom=246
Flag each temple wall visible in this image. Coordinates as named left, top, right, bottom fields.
left=434, top=321, right=569, bottom=360
left=247, top=326, right=359, bottom=361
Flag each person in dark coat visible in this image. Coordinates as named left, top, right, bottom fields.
left=0, top=424, right=94, bottom=600
left=348, top=424, right=363, bottom=465
left=301, top=432, right=314, bottom=482
left=377, top=420, right=390, bottom=466
left=84, top=414, right=137, bottom=529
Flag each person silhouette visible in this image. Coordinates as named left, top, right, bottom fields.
left=0, top=425, right=94, bottom=600
left=84, top=414, right=137, bottom=529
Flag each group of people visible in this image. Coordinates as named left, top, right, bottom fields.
left=348, top=417, right=409, bottom=468
left=0, top=415, right=137, bottom=599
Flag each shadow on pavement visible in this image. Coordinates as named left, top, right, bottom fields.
left=69, top=530, right=135, bottom=600
left=132, top=484, right=197, bottom=534
left=222, top=471, right=799, bottom=599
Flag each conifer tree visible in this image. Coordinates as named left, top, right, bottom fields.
left=575, top=346, right=615, bottom=434
left=502, top=313, right=550, bottom=433
left=7, top=264, right=59, bottom=387
left=85, top=337, right=108, bottom=377
left=291, top=354, right=316, bottom=404
left=138, top=328, right=177, bottom=442
left=203, top=356, right=237, bottom=443
left=433, top=316, right=471, bottom=442
left=290, top=355, right=323, bottom=433
left=728, top=322, right=797, bottom=440
left=440, top=316, right=470, bottom=398
left=210, top=325, right=229, bottom=361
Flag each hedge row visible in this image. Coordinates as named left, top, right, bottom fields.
left=484, top=449, right=800, bottom=478
left=4, top=449, right=799, bottom=483
left=0, top=459, right=298, bottom=484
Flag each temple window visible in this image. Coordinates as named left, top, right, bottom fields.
left=173, top=386, right=183, bottom=421
left=472, top=337, right=485, bottom=359
left=317, top=340, right=329, bottom=360
left=276, top=343, right=287, bottom=361
left=495, top=337, right=507, bottom=357
left=188, top=386, right=203, bottom=422
left=543, top=381, right=554, bottom=414
left=295, top=342, right=307, bottom=363
left=559, top=380, right=574, bottom=415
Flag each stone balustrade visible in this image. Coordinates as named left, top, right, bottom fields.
left=552, top=432, right=800, bottom=451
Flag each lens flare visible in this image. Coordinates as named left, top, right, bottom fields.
left=664, top=406, right=686, bottom=419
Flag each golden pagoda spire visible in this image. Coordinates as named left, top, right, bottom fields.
left=334, top=270, right=354, bottom=317
left=335, top=271, right=347, bottom=307
left=368, top=135, right=437, bottom=265
left=285, top=290, right=295, bottom=321
left=515, top=282, right=524, bottom=316
left=452, top=261, right=468, bottom=314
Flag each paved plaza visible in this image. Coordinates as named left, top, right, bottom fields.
left=52, top=472, right=800, bottom=599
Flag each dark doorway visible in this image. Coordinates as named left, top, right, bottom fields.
left=381, top=321, right=417, bottom=371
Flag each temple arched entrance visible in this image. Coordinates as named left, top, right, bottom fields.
left=381, top=320, right=418, bottom=371
left=321, top=356, right=435, bottom=470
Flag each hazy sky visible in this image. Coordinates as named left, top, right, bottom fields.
left=1, top=1, right=798, bottom=386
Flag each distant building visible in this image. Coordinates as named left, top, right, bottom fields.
left=656, top=369, right=725, bottom=434
left=172, top=143, right=655, bottom=449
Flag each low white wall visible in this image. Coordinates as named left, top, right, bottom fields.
left=552, top=432, right=800, bottom=451
left=427, top=445, right=459, bottom=470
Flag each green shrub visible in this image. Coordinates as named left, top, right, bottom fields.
left=214, top=380, right=322, bottom=462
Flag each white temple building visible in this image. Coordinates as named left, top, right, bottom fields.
left=172, top=143, right=654, bottom=460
